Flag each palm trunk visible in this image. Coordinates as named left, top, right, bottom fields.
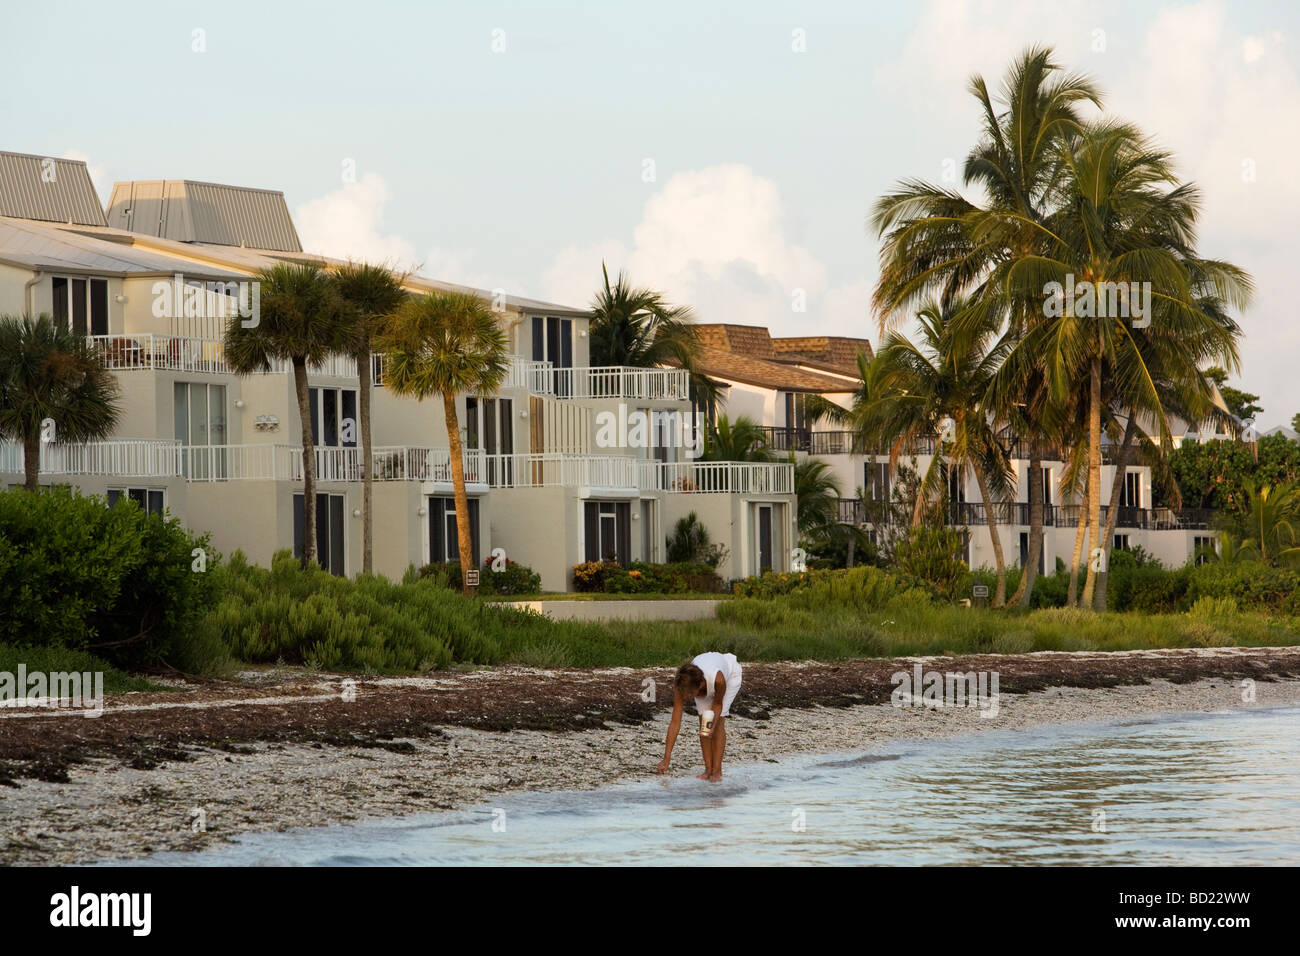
left=443, top=391, right=475, bottom=596
left=1081, top=353, right=1103, bottom=607
left=1094, top=415, right=1137, bottom=611
left=293, top=357, right=317, bottom=567
left=358, top=341, right=374, bottom=575
left=1009, top=448, right=1043, bottom=607
left=972, top=464, right=1006, bottom=607
left=1068, top=472, right=1089, bottom=607
left=23, top=431, right=41, bottom=491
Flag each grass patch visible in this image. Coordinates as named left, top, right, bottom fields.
left=0, top=644, right=162, bottom=694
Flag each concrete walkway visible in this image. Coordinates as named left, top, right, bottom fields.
left=503, top=599, right=723, bottom=622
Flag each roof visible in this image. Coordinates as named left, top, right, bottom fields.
left=105, top=179, right=303, bottom=253
left=694, top=345, right=859, bottom=392
left=770, top=335, right=873, bottom=374
left=0, top=217, right=248, bottom=279
left=0, top=151, right=106, bottom=226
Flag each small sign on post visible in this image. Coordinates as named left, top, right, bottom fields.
left=972, top=583, right=989, bottom=608
left=466, top=568, right=480, bottom=588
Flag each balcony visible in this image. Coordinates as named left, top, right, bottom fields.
left=90, top=334, right=230, bottom=374
left=831, top=496, right=1216, bottom=532
left=506, top=358, right=691, bottom=401
left=0, top=439, right=185, bottom=479
left=637, top=460, right=794, bottom=495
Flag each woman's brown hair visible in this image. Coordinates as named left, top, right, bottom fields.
left=675, top=663, right=706, bottom=699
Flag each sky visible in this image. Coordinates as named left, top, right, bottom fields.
left=4, top=0, right=1298, bottom=427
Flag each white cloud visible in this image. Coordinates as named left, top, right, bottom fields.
left=543, top=164, right=869, bottom=336
left=295, top=174, right=418, bottom=268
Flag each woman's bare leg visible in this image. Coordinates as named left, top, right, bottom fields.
left=709, top=716, right=726, bottom=781
left=698, top=727, right=712, bottom=778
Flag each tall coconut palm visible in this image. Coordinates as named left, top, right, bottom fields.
left=0, top=314, right=121, bottom=490
left=377, top=291, right=509, bottom=594
left=873, top=47, right=1101, bottom=607
left=859, top=296, right=1015, bottom=604
left=996, top=121, right=1250, bottom=606
left=225, top=263, right=346, bottom=568
left=1224, top=482, right=1300, bottom=567
left=588, top=263, right=719, bottom=410
left=331, top=262, right=408, bottom=575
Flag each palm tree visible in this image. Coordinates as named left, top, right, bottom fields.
left=793, top=456, right=842, bottom=534
left=331, top=263, right=408, bottom=575
left=225, top=263, right=345, bottom=568
left=873, top=47, right=1101, bottom=607
left=588, top=263, right=719, bottom=410
left=702, top=414, right=773, bottom=462
left=858, top=297, right=1015, bottom=604
left=377, top=291, right=509, bottom=594
left=0, top=314, right=121, bottom=490
left=1223, top=482, right=1300, bottom=566
left=996, top=121, right=1250, bottom=606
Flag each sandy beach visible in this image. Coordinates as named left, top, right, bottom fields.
left=2, top=647, right=1298, bottom=865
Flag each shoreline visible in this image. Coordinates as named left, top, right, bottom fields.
left=2, top=647, right=1299, bottom=865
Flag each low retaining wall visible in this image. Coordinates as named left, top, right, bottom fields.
left=503, top=599, right=723, bottom=622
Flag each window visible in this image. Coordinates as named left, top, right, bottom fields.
left=1018, top=531, right=1044, bottom=574
left=1114, top=533, right=1130, bottom=552
left=466, top=397, right=514, bottom=484
left=756, top=504, right=773, bottom=573
left=1041, top=466, right=1053, bottom=505
left=865, top=461, right=890, bottom=502
left=641, top=499, right=657, bottom=562
left=51, top=276, right=109, bottom=336
left=107, top=488, right=165, bottom=516
left=175, top=382, right=228, bottom=479
left=532, top=315, right=573, bottom=395
left=584, top=501, right=630, bottom=563
left=308, top=387, right=358, bottom=448
left=1194, top=534, right=1217, bottom=566
left=1123, top=472, right=1142, bottom=508
left=293, top=493, right=346, bottom=576
left=428, top=496, right=481, bottom=566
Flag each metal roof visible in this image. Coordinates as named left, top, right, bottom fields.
left=0, top=217, right=247, bottom=278
left=105, top=179, right=302, bottom=253
left=0, top=151, right=107, bottom=226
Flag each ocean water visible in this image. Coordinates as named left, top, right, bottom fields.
left=134, top=706, right=1300, bottom=866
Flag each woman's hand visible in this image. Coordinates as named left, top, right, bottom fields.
left=656, top=757, right=671, bottom=774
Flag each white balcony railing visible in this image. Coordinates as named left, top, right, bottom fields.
left=90, top=335, right=230, bottom=374
left=547, top=365, right=691, bottom=401
left=1, top=439, right=791, bottom=497
left=637, top=460, right=795, bottom=495
left=0, top=439, right=185, bottom=478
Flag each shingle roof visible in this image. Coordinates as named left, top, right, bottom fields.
left=105, top=180, right=303, bottom=253
left=0, top=151, right=106, bottom=226
left=694, top=345, right=858, bottom=392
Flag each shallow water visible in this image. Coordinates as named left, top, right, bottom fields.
left=137, top=706, right=1300, bottom=866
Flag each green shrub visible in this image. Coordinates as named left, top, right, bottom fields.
left=415, top=557, right=541, bottom=595
left=0, top=487, right=220, bottom=669
left=604, top=562, right=724, bottom=595
left=894, top=525, right=968, bottom=598
left=665, top=512, right=729, bottom=567
left=733, top=565, right=933, bottom=608
left=1184, top=561, right=1300, bottom=612
left=572, top=560, right=618, bottom=592
left=207, top=550, right=568, bottom=671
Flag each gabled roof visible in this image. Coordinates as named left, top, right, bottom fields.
left=105, top=179, right=302, bottom=253
left=0, top=151, right=106, bottom=226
